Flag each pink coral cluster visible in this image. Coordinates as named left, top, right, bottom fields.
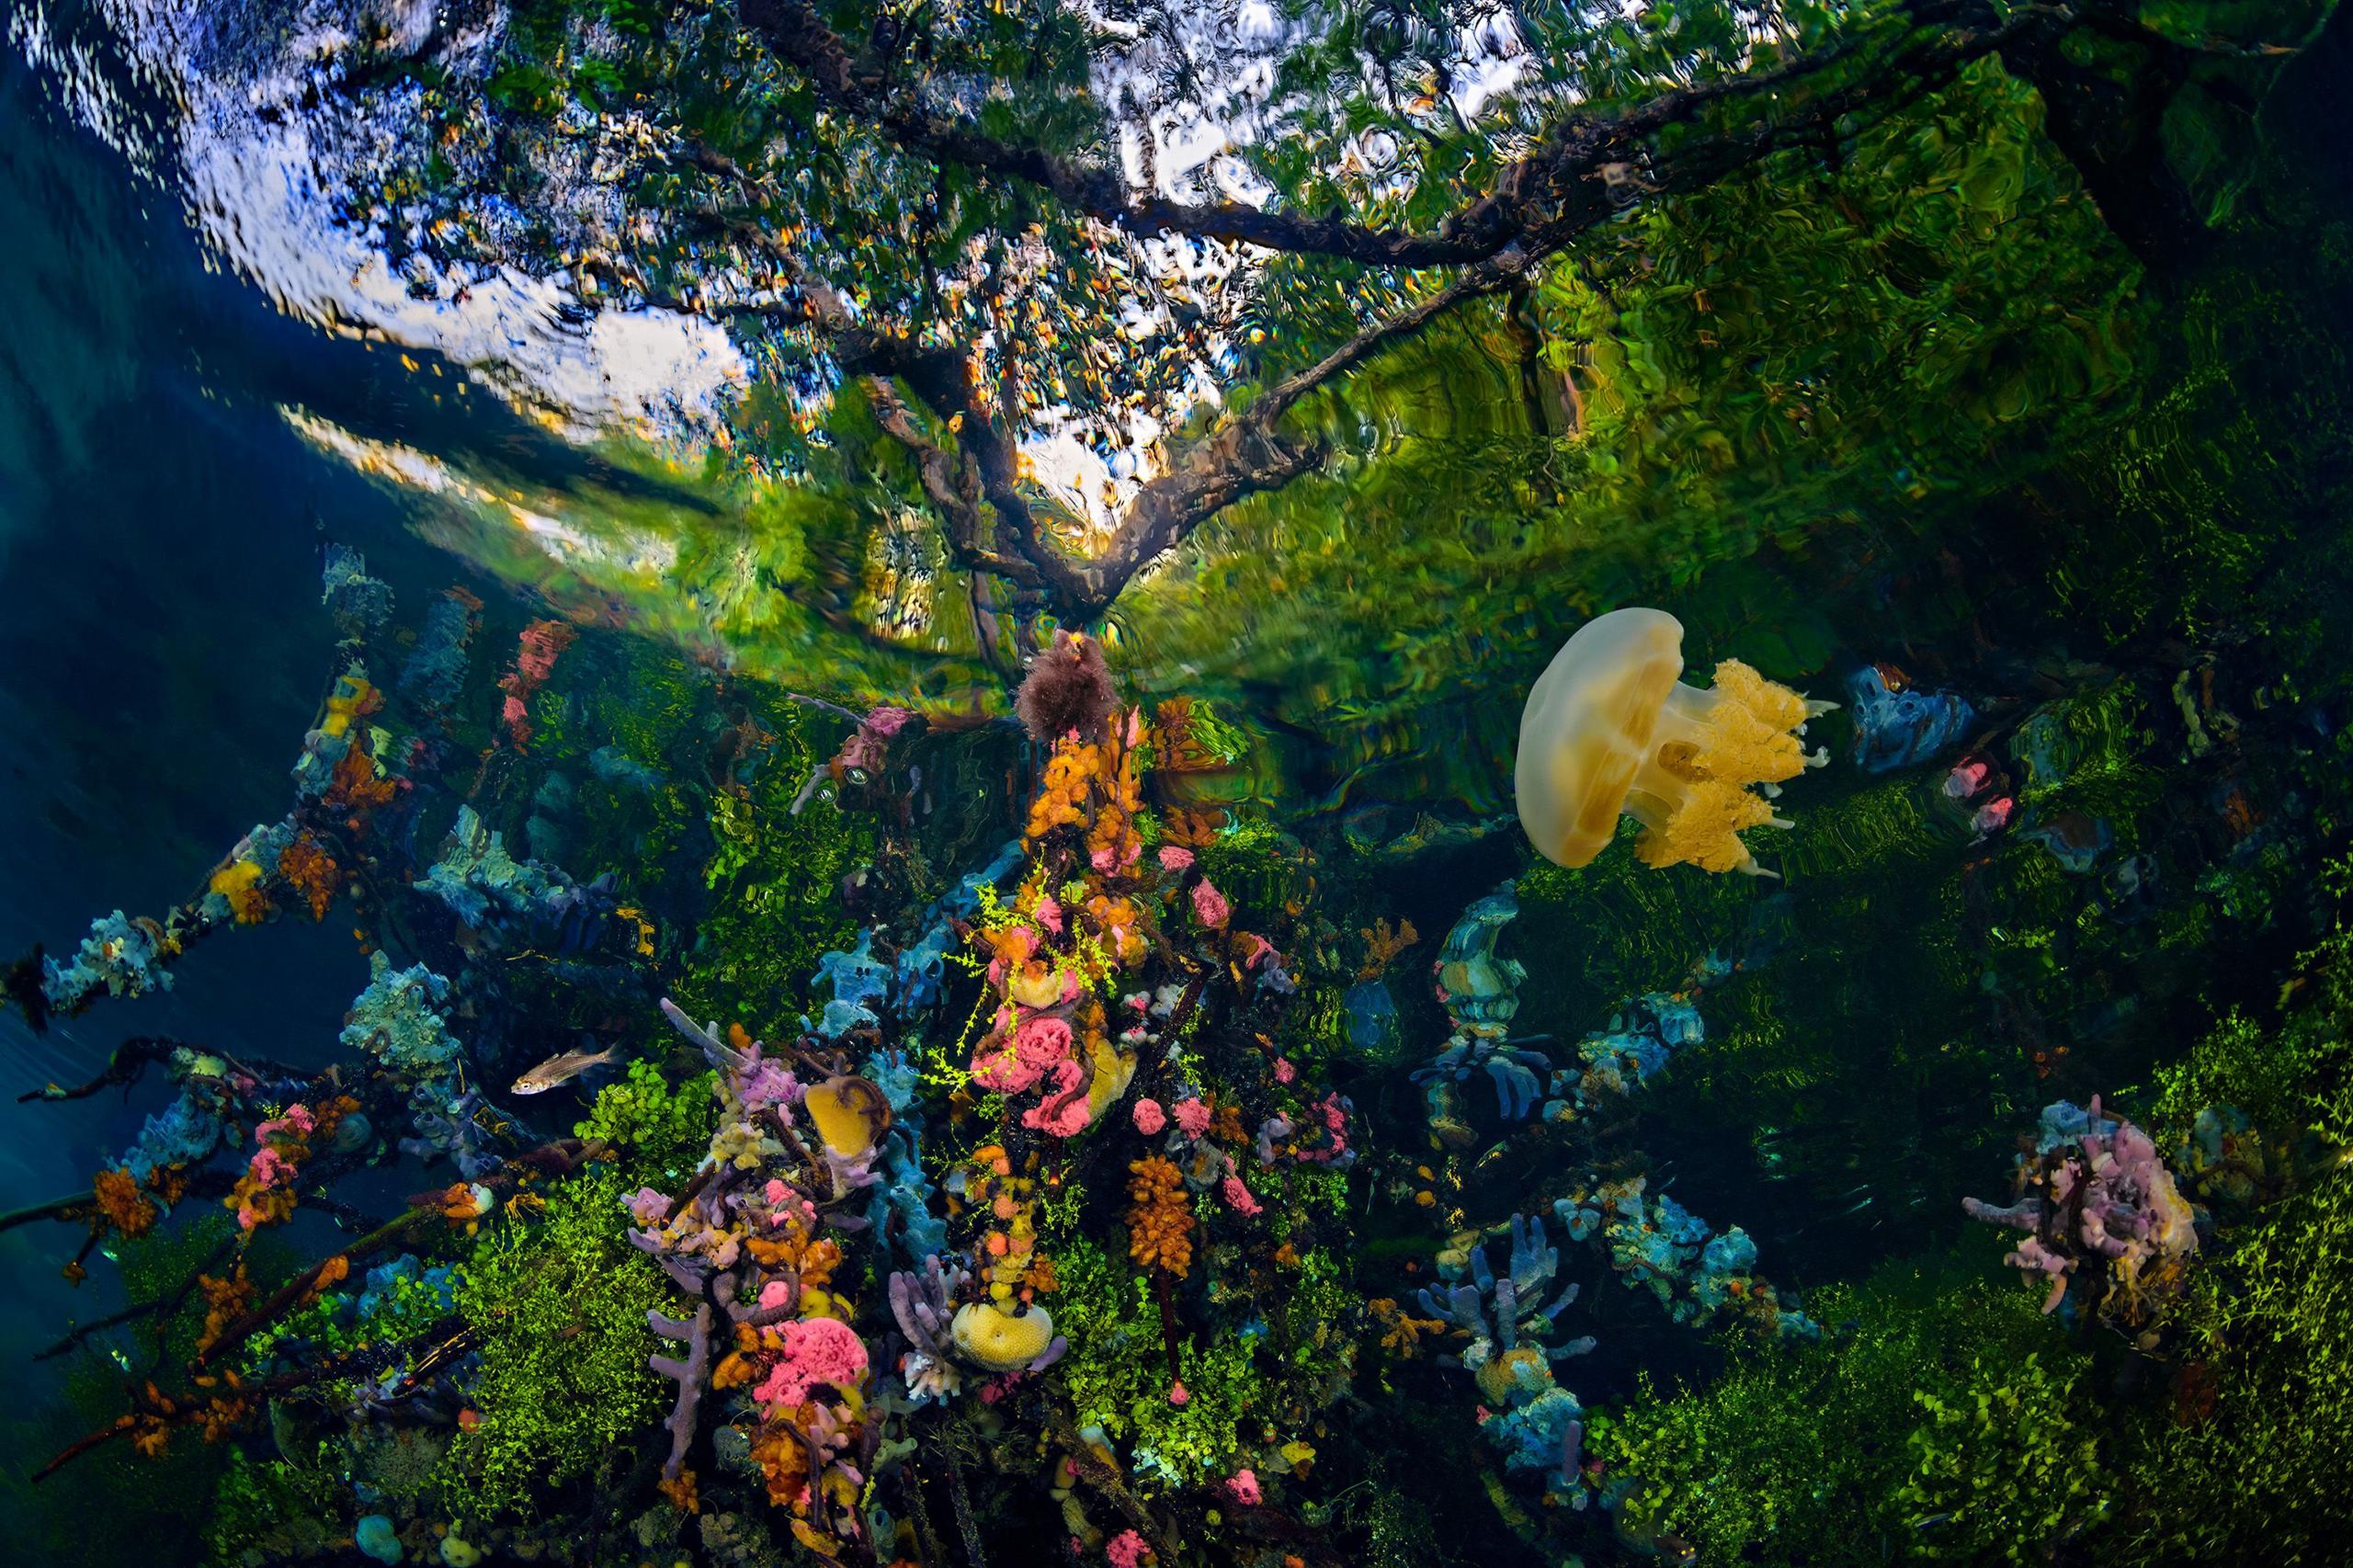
left=736, top=1044, right=801, bottom=1114
left=1172, top=1097, right=1212, bottom=1139
left=255, top=1104, right=315, bottom=1142
left=972, top=1012, right=1076, bottom=1095
left=1131, top=1097, right=1167, bottom=1135
left=244, top=1145, right=293, bottom=1191
left=1292, top=1092, right=1353, bottom=1165
left=1107, top=1528, right=1152, bottom=1568
left=234, top=1103, right=320, bottom=1229
left=496, top=619, right=576, bottom=745
left=838, top=705, right=914, bottom=776
left=752, top=1316, right=871, bottom=1412
left=627, top=1186, right=674, bottom=1227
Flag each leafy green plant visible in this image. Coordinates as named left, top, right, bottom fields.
left=1898, top=1351, right=2113, bottom=1562
left=433, top=1165, right=668, bottom=1517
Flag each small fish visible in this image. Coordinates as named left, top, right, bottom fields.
left=510, top=1045, right=620, bottom=1096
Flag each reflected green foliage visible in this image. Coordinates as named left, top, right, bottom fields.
left=1113, top=61, right=2144, bottom=800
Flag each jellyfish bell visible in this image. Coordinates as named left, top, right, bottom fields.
left=1515, top=608, right=1834, bottom=875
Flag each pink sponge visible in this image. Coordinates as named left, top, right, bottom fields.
left=752, top=1316, right=870, bottom=1410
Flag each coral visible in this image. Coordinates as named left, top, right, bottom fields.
left=1515, top=607, right=1832, bottom=874
left=122, top=1086, right=230, bottom=1180
left=1551, top=988, right=1707, bottom=1113
left=1417, top=1216, right=1595, bottom=1484
left=750, top=1315, right=869, bottom=1410
left=888, top=1256, right=969, bottom=1402
left=1845, top=664, right=1976, bottom=772
left=802, top=1074, right=891, bottom=1163
left=949, top=1301, right=1063, bottom=1372
left=321, top=545, right=394, bottom=642
left=415, top=805, right=580, bottom=929
left=1127, top=1156, right=1195, bottom=1274
left=1416, top=882, right=1550, bottom=1129
left=497, top=619, right=577, bottom=746
left=811, top=928, right=892, bottom=1037
left=276, top=834, right=340, bottom=921
left=354, top=1514, right=404, bottom=1564
left=1563, top=1181, right=1819, bottom=1340
left=648, top=1302, right=716, bottom=1483
left=1357, top=916, right=1421, bottom=979
left=1962, top=1096, right=2200, bottom=1337
left=341, top=953, right=463, bottom=1077
left=1016, top=629, right=1119, bottom=744
left=1189, top=878, right=1231, bottom=930
left=398, top=586, right=483, bottom=713
left=43, top=910, right=178, bottom=1012
left=1431, top=883, right=1528, bottom=1037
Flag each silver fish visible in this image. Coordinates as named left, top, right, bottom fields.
left=510, top=1044, right=620, bottom=1095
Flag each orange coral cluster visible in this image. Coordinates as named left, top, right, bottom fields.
left=1024, top=722, right=1146, bottom=872
left=1126, top=1156, right=1194, bottom=1276
left=114, top=1374, right=251, bottom=1461
left=320, top=674, right=399, bottom=818
left=213, top=863, right=273, bottom=923
left=326, top=743, right=400, bottom=816
left=92, top=1166, right=159, bottom=1240
left=959, top=1145, right=1052, bottom=1304
left=1026, top=741, right=1097, bottom=840
left=195, top=1260, right=255, bottom=1358
left=276, top=834, right=340, bottom=921
left=1356, top=917, right=1420, bottom=981
left=1368, top=1297, right=1447, bottom=1358
left=301, top=1254, right=352, bottom=1307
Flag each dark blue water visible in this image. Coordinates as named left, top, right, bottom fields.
left=0, top=50, right=460, bottom=1375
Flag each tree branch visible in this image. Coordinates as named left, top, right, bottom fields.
left=736, top=0, right=2037, bottom=267
left=698, top=0, right=2072, bottom=625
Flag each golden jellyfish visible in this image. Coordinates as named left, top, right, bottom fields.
left=1515, top=608, right=1835, bottom=876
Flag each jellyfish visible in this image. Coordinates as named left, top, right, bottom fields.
left=1515, top=608, right=1835, bottom=875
